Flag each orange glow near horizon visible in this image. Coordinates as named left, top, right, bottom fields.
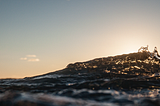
left=0, top=1, right=160, bottom=78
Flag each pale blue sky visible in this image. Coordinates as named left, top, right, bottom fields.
left=0, top=0, right=160, bottom=78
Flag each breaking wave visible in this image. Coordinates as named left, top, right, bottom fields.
left=1, top=52, right=160, bottom=106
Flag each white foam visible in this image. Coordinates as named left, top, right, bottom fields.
left=33, top=74, right=62, bottom=80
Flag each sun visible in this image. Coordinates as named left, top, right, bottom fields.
left=118, top=43, right=142, bottom=55
left=121, top=50, right=138, bottom=55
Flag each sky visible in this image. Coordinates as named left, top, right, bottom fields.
left=0, top=0, right=160, bottom=78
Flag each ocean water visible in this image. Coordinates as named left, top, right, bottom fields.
left=1, top=52, right=160, bottom=106
left=1, top=73, right=160, bottom=106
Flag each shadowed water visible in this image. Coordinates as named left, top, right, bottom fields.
left=1, top=52, right=160, bottom=106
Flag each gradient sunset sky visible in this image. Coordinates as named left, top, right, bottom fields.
left=1, top=0, right=160, bottom=78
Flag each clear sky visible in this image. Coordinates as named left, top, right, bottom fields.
left=0, top=0, right=160, bottom=78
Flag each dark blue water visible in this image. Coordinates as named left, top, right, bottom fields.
left=1, top=52, right=160, bottom=106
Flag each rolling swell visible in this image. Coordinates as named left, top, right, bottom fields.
left=1, top=52, right=160, bottom=106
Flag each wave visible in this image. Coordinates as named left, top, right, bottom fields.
left=1, top=52, right=160, bottom=106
